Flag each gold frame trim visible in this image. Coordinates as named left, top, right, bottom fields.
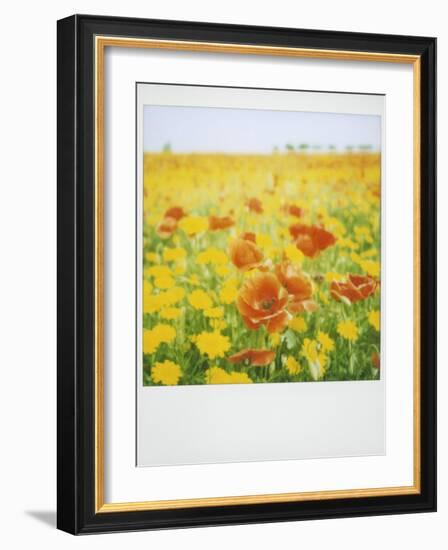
left=94, top=36, right=421, bottom=513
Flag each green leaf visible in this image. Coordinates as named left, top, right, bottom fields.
left=284, top=329, right=298, bottom=350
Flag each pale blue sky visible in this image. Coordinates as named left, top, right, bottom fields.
left=143, top=105, right=381, bottom=153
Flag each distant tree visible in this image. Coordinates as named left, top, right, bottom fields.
left=285, top=143, right=295, bottom=152
left=328, top=144, right=336, bottom=151
left=298, top=143, right=309, bottom=152
left=162, top=142, right=172, bottom=153
left=358, top=144, right=373, bottom=151
left=346, top=145, right=354, bottom=152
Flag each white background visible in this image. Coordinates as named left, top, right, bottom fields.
left=0, top=1, right=443, bottom=548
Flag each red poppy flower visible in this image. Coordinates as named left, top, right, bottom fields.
left=240, top=231, right=256, bottom=243
left=283, top=204, right=303, bottom=218
left=236, top=272, right=290, bottom=333
left=371, top=352, right=380, bottom=370
left=228, top=349, right=275, bottom=367
left=247, top=197, right=263, bottom=213
left=164, top=206, right=185, bottom=221
left=289, top=224, right=336, bottom=258
left=209, top=215, right=235, bottom=231
left=275, top=261, right=318, bottom=313
left=229, top=237, right=263, bottom=271
left=156, top=216, right=177, bottom=239
left=275, top=262, right=312, bottom=300
left=330, top=274, right=378, bottom=304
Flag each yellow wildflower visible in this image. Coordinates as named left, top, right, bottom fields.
left=285, top=356, right=301, bottom=375
left=301, top=338, right=325, bottom=365
left=316, top=206, right=328, bottom=218
left=154, top=275, right=175, bottom=290
left=143, top=293, right=163, bottom=314
left=195, top=331, right=231, bottom=359
left=188, top=289, right=213, bottom=310
left=325, top=271, right=345, bottom=282
left=215, top=265, right=231, bottom=277
left=196, top=247, right=228, bottom=265
left=361, top=248, right=378, bottom=258
left=159, top=287, right=185, bottom=307
left=325, top=217, right=346, bottom=238
left=337, top=238, right=359, bottom=251
left=359, top=259, right=380, bottom=278
left=317, top=209, right=331, bottom=222
left=204, top=307, right=224, bottom=318
left=205, top=366, right=252, bottom=384
left=256, top=234, right=273, bottom=248
left=289, top=316, right=307, bottom=333
left=368, top=310, right=380, bottom=331
left=277, top=227, right=290, bottom=240
left=189, top=274, right=200, bottom=286
left=209, top=319, right=227, bottom=331
left=284, top=243, right=304, bottom=263
left=160, top=307, right=182, bottom=320
left=220, top=281, right=239, bottom=304
left=355, top=225, right=373, bottom=243
left=143, top=280, right=153, bottom=295
left=350, top=252, right=362, bottom=264
left=145, top=213, right=159, bottom=226
left=143, top=266, right=153, bottom=280
left=145, top=251, right=159, bottom=263
left=228, top=371, right=252, bottom=384
left=317, top=331, right=335, bottom=352
left=337, top=320, right=358, bottom=341
left=163, top=247, right=186, bottom=262
left=300, top=338, right=327, bottom=380
left=205, top=366, right=230, bottom=384
left=173, top=263, right=186, bottom=275
left=147, top=265, right=172, bottom=278
left=270, top=333, right=281, bottom=346
left=178, top=216, right=208, bottom=235
left=143, top=324, right=176, bottom=354
left=152, top=360, right=182, bottom=385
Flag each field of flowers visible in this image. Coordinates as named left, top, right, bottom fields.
left=142, top=151, right=381, bottom=386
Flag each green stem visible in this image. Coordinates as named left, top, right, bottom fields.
left=348, top=340, right=353, bottom=375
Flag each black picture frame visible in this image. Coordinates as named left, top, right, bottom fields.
left=57, top=14, right=436, bottom=534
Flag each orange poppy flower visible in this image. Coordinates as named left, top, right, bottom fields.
left=330, top=274, right=378, bottom=304
left=275, top=261, right=318, bottom=313
left=289, top=224, right=336, bottom=258
left=240, top=231, right=256, bottom=243
left=228, top=349, right=275, bottom=367
left=229, top=237, right=263, bottom=271
left=236, top=272, right=290, bottom=333
left=209, top=215, right=235, bottom=231
left=275, top=262, right=312, bottom=300
left=246, top=197, right=263, bottom=213
left=371, top=352, right=380, bottom=370
left=156, top=216, right=177, bottom=239
left=164, top=206, right=185, bottom=221
left=283, top=204, right=303, bottom=218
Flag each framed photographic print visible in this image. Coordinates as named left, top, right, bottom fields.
left=57, top=14, right=436, bottom=534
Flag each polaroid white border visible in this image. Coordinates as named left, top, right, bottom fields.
left=136, top=83, right=385, bottom=467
